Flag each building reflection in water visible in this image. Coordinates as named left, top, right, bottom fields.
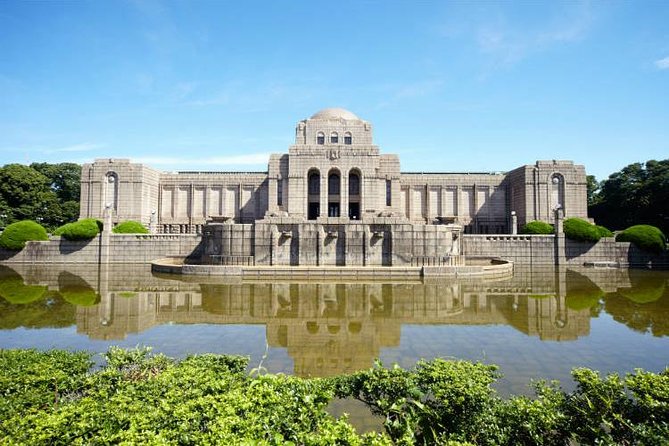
left=79, top=267, right=592, bottom=377
left=2, top=264, right=665, bottom=377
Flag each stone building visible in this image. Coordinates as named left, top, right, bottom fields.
left=79, top=108, right=588, bottom=266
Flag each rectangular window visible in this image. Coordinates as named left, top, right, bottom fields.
left=277, top=179, right=283, bottom=206
left=344, top=135, right=352, bottom=144
left=331, top=135, right=338, bottom=144
left=385, top=179, right=392, bottom=206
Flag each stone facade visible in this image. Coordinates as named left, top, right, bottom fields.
left=78, top=108, right=588, bottom=267
left=80, top=108, right=588, bottom=233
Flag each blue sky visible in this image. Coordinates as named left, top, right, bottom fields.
left=1, top=1, right=668, bottom=181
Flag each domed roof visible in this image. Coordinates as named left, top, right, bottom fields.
left=310, top=107, right=360, bottom=121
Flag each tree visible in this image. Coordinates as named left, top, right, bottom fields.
left=30, top=162, right=81, bottom=203
left=0, top=163, right=81, bottom=231
left=586, top=175, right=600, bottom=207
left=590, top=159, right=669, bottom=235
left=0, top=164, right=52, bottom=223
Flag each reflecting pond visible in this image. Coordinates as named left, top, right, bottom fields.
left=1, top=263, right=668, bottom=396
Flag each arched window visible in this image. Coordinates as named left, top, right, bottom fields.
left=308, top=169, right=320, bottom=195
left=317, top=132, right=325, bottom=145
left=328, top=171, right=340, bottom=195
left=328, top=169, right=341, bottom=217
left=348, top=170, right=360, bottom=196
left=344, top=132, right=352, bottom=145
left=330, top=132, right=338, bottom=144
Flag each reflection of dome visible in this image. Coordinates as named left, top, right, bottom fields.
left=310, top=108, right=360, bottom=121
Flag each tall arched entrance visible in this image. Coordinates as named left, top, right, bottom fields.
left=328, top=169, right=341, bottom=217
left=348, top=169, right=361, bottom=219
left=307, top=169, right=320, bottom=220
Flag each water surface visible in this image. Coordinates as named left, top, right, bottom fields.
left=1, top=263, right=668, bottom=397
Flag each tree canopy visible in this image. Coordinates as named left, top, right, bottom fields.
left=0, top=163, right=81, bottom=231
left=590, top=159, right=669, bottom=235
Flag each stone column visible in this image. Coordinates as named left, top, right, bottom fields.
left=268, top=177, right=278, bottom=214
left=554, top=206, right=565, bottom=266
left=320, top=174, right=327, bottom=218
left=511, top=211, right=517, bottom=235
left=341, top=174, right=348, bottom=219
left=149, top=210, right=157, bottom=234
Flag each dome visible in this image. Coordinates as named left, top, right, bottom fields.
left=310, top=108, right=360, bottom=121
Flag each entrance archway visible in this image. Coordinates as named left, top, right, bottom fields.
left=307, top=169, right=320, bottom=220
left=328, top=169, right=341, bottom=217
left=348, top=169, right=361, bottom=219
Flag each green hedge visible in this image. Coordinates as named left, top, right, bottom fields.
left=616, top=225, right=667, bottom=253
left=0, top=220, right=48, bottom=250
left=564, top=217, right=601, bottom=243
left=3, top=348, right=668, bottom=445
left=54, top=218, right=102, bottom=241
left=595, top=225, right=614, bottom=238
left=520, top=220, right=554, bottom=234
left=112, top=220, right=149, bottom=234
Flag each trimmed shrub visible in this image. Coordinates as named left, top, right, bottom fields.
left=112, top=220, right=149, bottom=234
left=0, top=220, right=48, bottom=250
left=520, top=220, right=554, bottom=234
left=616, top=225, right=667, bottom=253
left=595, top=225, right=613, bottom=238
left=56, top=218, right=101, bottom=241
left=564, top=218, right=601, bottom=243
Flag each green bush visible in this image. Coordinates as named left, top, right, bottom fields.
left=564, top=217, right=601, bottom=243
left=54, top=218, right=101, bottom=241
left=520, top=220, right=554, bottom=234
left=1, top=347, right=377, bottom=445
left=2, top=349, right=669, bottom=445
left=616, top=225, right=667, bottom=253
left=0, top=220, right=48, bottom=250
left=112, top=220, right=149, bottom=234
left=595, top=225, right=614, bottom=238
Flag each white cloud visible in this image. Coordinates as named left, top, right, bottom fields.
left=655, top=56, right=669, bottom=70
left=437, top=2, right=595, bottom=69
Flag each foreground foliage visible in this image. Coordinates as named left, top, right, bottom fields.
left=0, top=220, right=49, bottom=250
left=1, top=348, right=667, bottom=445
left=616, top=224, right=667, bottom=253
left=112, top=220, right=149, bottom=234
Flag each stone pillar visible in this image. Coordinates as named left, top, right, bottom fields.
left=511, top=211, right=517, bottom=235
left=341, top=174, right=348, bottom=219
left=268, top=177, right=278, bottom=214
left=320, top=175, right=327, bottom=218
left=554, top=206, right=565, bottom=266
left=100, top=204, right=113, bottom=265
left=149, top=210, right=157, bottom=234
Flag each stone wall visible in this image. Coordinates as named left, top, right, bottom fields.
left=0, top=235, right=201, bottom=264
left=463, top=235, right=669, bottom=268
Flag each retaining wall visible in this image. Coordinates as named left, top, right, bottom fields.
left=463, top=235, right=669, bottom=268
left=0, top=234, right=201, bottom=264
